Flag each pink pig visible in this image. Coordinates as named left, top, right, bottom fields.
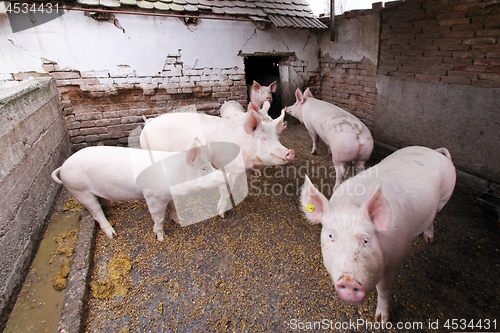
left=285, top=88, right=373, bottom=187
left=220, top=101, right=287, bottom=134
left=51, top=142, right=226, bottom=241
left=300, top=146, right=456, bottom=322
left=140, top=111, right=294, bottom=217
left=250, top=80, right=277, bottom=108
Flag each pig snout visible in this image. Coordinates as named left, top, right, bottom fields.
left=335, top=274, right=366, bottom=303
left=285, top=149, right=295, bottom=161
left=265, top=96, right=272, bottom=101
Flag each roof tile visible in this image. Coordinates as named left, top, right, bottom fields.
left=67, top=0, right=326, bottom=29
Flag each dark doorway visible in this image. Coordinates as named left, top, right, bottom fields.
left=244, top=56, right=282, bottom=119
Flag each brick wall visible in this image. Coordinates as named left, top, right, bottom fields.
left=313, top=55, right=378, bottom=130
left=379, top=0, right=500, bottom=87
left=42, top=58, right=247, bottom=149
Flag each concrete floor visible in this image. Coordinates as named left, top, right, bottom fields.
left=82, top=124, right=500, bottom=332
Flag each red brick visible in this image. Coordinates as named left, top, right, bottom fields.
left=421, top=68, right=448, bottom=76
left=447, top=70, right=479, bottom=79
left=393, top=71, right=416, bottom=79
left=451, top=23, right=484, bottom=31
left=399, top=66, right=422, bottom=73
left=486, top=52, right=500, bottom=58
left=442, top=30, right=475, bottom=38
left=485, top=15, right=500, bottom=23
left=452, top=50, right=486, bottom=58
left=424, top=5, right=454, bottom=15
left=436, top=11, right=466, bottom=21
left=486, top=66, right=500, bottom=74
left=439, top=44, right=471, bottom=51
left=454, top=65, right=487, bottom=72
left=432, top=38, right=462, bottom=45
left=478, top=72, right=500, bottom=81
left=453, top=3, right=478, bottom=11
left=415, top=44, right=440, bottom=51
left=471, top=79, right=500, bottom=88
left=474, top=59, right=500, bottom=66
left=415, top=74, right=441, bottom=82
left=438, top=18, right=470, bottom=25
left=464, top=38, right=497, bottom=45
left=443, top=57, right=474, bottom=65
left=416, top=32, right=443, bottom=39
left=49, top=71, right=81, bottom=80
left=475, top=30, right=500, bottom=38
left=416, top=56, right=444, bottom=63
left=424, top=50, right=452, bottom=57
left=414, top=18, right=438, bottom=27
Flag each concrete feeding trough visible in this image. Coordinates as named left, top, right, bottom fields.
left=477, top=189, right=500, bottom=226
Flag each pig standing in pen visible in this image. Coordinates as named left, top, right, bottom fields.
left=300, top=146, right=456, bottom=321
left=140, top=110, right=295, bottom=218
left=285, top=88, right=373, bottom=187
left=51, top=140, right=227, bottom=241
left=220, top=101, right=287, bottom=134
left=249, top=80, right=277, bottom=108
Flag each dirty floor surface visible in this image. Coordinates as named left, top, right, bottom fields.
left=84, top=124, right=499, bottom=332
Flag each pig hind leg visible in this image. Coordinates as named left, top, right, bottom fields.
left=354, top=160, right=366, bottom=174
left=72, top=192, right=116, bottom=239
left=333, top=161, right=346, bottom=189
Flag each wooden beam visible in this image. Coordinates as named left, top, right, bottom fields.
left=330, top=0, right=335, bottom=41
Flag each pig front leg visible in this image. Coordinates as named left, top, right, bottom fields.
left=73, top=192, right=116, bottom=239
left=217, top=173, right=237, bottom=218
left=375, top=269, right=396, bottom=323
left=168, top=201, right=180, bottom=224
left=308, top=131, right=319, bottom=155
left=423, top=222, right=434, bottom=243
left=144, top=194, right=169, bottom=241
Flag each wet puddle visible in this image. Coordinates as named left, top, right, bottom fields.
left=4, top=192, right=81, bottom=332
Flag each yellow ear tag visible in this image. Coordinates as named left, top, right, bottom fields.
left=278, top=121, right=282, bottom=126
left=306, top=204, right=315, bottom=213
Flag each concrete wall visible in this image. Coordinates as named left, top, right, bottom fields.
left=375, top=76, right=500, bottom=184
left=0, top=77, right=71, bottom=327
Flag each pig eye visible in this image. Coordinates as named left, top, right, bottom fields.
left=363, top=238, right=369, bottom=246
left=328, top=234, right=334, bottom=241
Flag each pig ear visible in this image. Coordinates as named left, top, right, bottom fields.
left=303, top=88, right=314, bottom=98
left=185, top=141, right=201, bottom=166
left=269, top=81, right=277, bottom=93
left=295, top=88, right=305, bottom=104
left=261, top=101, right=271, bottom=115
left=252, top=80, right=261, bottom=92
left=247, top=102, right=260, bottom=113
left=274, top=109, right=286, bottom=134
left=300, top=175, right=329, bottom=224
left=244, top=109, right=262, bottom=135
left=364, top=184, right=392, bottom=232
